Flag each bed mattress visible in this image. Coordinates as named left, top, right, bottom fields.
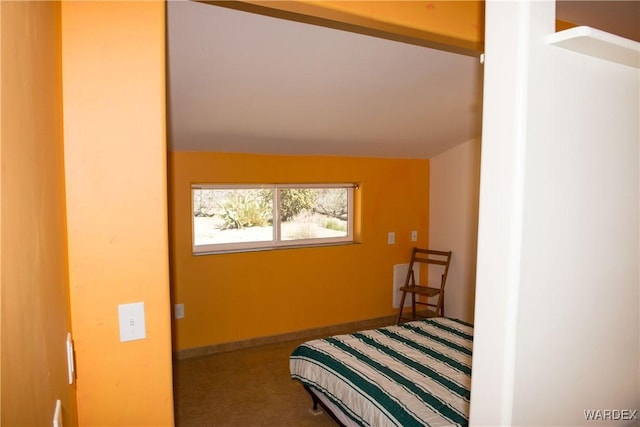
left=290, top=317, right=473, bottom=427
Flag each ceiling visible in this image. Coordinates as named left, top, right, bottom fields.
left=166, top=1, right=638, bottom=159
left=166, top=0, right=483, bottom=159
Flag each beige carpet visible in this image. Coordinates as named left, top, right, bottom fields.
left=173, top=338, right=338, bottom=426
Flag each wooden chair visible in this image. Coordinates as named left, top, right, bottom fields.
left=396, top=247, right=452, bottom=325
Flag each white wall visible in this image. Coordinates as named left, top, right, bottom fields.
left=471, top=1, right=639, bottom=426
left=429, top=138, right=481, bottom=323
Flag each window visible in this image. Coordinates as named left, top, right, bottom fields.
left=192, top=184, right=356, bottom=254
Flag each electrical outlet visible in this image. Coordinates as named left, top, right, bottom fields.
left=388, top=232, right=395, bottom=244
left=174, top=303, right=185, bottom=319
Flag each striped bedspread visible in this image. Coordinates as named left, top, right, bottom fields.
left=289, top=317, right=473, bottom=427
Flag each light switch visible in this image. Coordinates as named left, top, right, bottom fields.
left=118, top=302, right=146, bottom=342
left=387, top=232, right=395, bottom=245
left=411, top=230, right=418, bottom=242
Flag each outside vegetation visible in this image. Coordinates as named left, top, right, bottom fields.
left=193, top=187, right=349, bottom=245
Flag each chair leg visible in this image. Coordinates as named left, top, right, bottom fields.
left=396, top=291, right=408, bottom=325
left=411, top=292, right=416, bottom=321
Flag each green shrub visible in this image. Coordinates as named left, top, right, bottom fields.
left=279, top=189, right=316, bottom=221
left=218, top=190, right=271, bottom=229
left=325, top=218, right=347, bottom=232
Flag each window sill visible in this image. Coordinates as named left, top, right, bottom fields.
left=193, top=240, right=362, bottom=256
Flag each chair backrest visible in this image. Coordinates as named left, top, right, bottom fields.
left=405, top=247, right=452, bottom=289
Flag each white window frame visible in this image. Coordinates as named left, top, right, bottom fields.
left=192, top=183, right=356, bottom=255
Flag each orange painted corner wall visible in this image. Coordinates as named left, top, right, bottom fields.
left=169, top=151, right=430, bottom=351
left=1, top=2, right=78, bottom=425
left=61, top=1, right=173, bottom=425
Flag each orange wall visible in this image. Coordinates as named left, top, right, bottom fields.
left=1, top=2, right=78, bottom=425
left=303, top=0, right=484, bottom=49
left=169, top=152, right=429, bottom=350
left=61, top=2, right=173, bottom=425
left=237, top=0, right=485, bottom=54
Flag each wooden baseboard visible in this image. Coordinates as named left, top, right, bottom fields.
left=173, top=314, right=396, bottom=360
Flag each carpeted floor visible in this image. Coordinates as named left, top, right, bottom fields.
left=173, top=338, right=338, bottom=426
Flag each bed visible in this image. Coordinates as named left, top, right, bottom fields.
left=289, top=317, right=473, bottom=427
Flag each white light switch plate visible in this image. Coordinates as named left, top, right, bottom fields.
left=118, top=302, right=146, bottom=342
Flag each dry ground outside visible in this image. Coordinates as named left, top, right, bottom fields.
left=194, top=215, right=346, bottom=245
